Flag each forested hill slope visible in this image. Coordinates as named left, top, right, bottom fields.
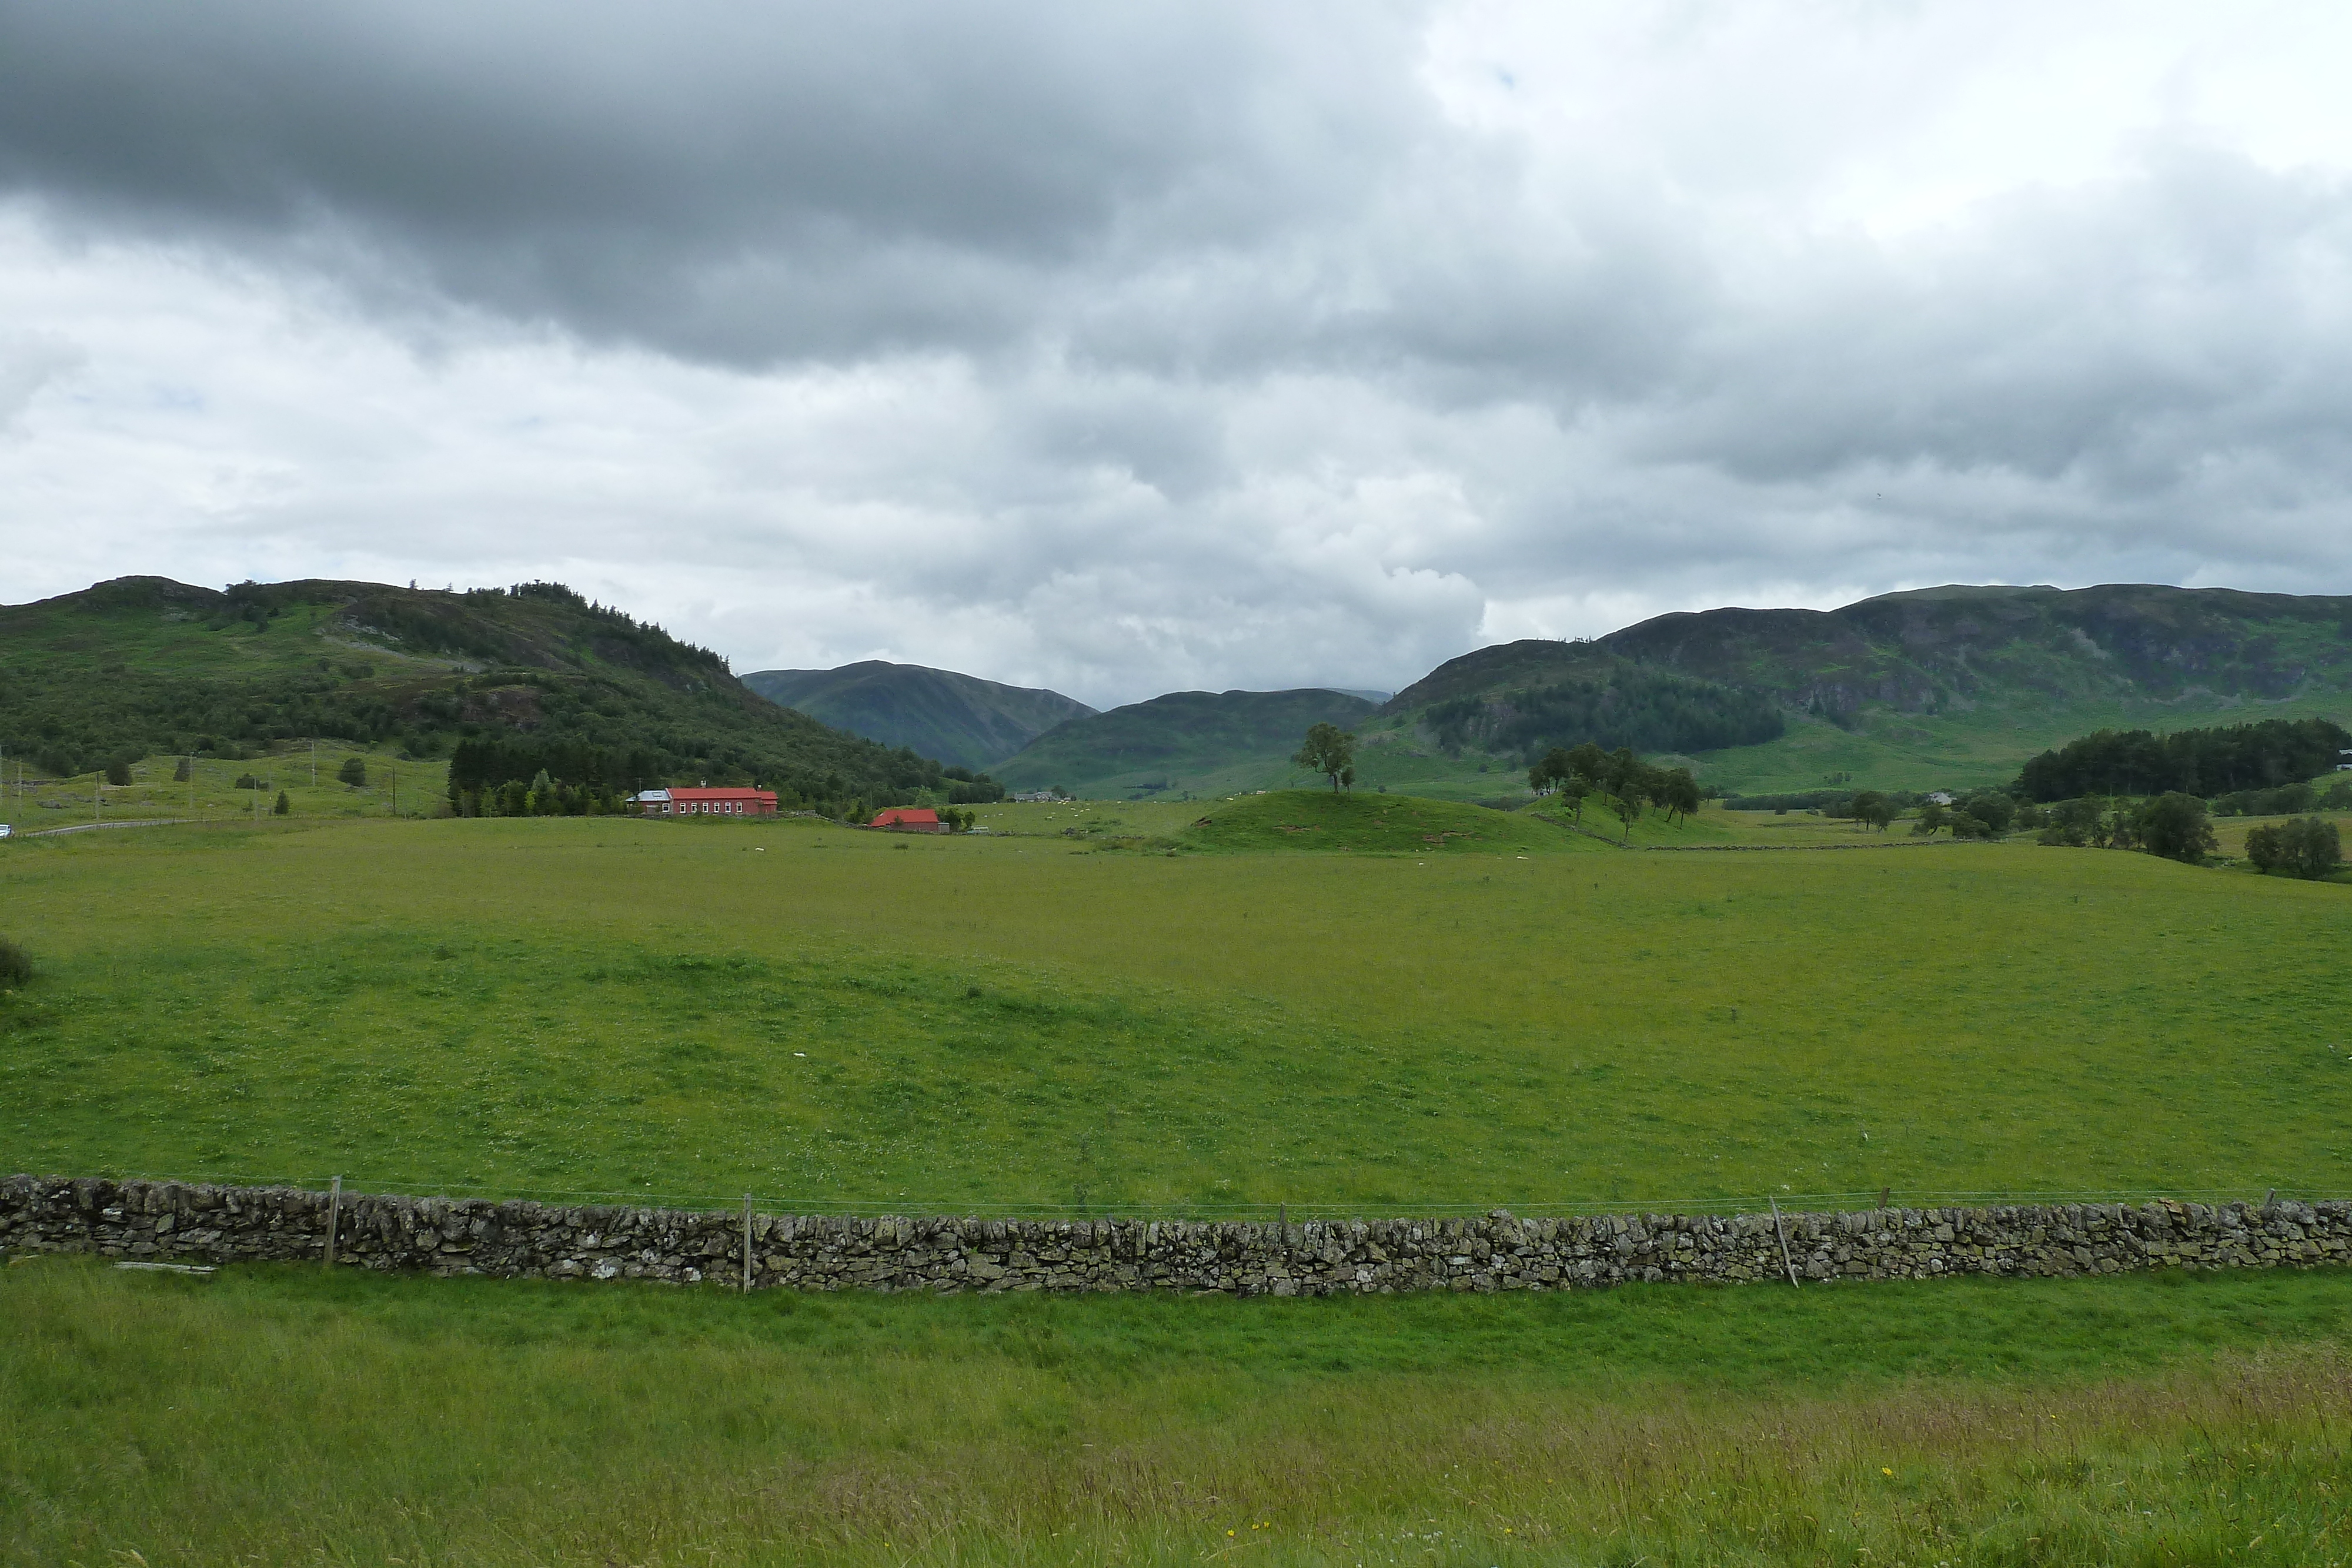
left=1354, top=583, right=2352, bottom=796
left=990, top=688, right=1377, bottom=798
left=1378, top=642, right=1786, bottom=761
left=1598, top=583, right=2352, bottom=720
left=741, top=660, right=1094, bottom=771
left=0, top=575, right=965, bottom=808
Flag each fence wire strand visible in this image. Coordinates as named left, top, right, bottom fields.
left=22, top=1168, right=2325, bottom=1222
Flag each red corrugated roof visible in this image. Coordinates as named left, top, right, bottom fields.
left=669, top=787, right=776, bottom=803
left=871, top=807, right=941, bottom=826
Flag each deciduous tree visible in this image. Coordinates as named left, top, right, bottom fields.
left=2246, top=817, right=2343, bottom=878
left=2134, top=792, right=2216, bottom=864
left=1291, top=723, right=1358, bottom=792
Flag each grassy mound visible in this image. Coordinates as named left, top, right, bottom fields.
left=1180, top=789, right=1601, bottom=854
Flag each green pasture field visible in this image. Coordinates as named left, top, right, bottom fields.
left=0, top=740, right=443, bottom=831
left=3, top=793, right=2349, bottom=1212
left=7, top=1254, right=2352, bottom=1566
left=9, top=788, right=2352, bottom=1566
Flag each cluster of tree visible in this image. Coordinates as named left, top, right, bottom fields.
left=456, top=769, right=631, bottom=818
left=2016, top=718, right=2351, bottom=801
left=1528, top=742, right=1702, bottom=835
left=1907, top=791, right=2018, bottom=838
left=1423, top=663, right=1784, bottom=761
left=1721, top=788, right=1873, bottom=813
left=447, top=737, right=668, bottom=797
left=445, top=735, right=1005, bottom=823
left=2210, top=777, right=2352, bottom=817
left=2244, top=818, right=2344, bottom=880
left=2033, top=792, right=2218, bottom=862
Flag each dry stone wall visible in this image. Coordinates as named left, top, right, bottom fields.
left=5, top=1175, right=2348, bottom=1294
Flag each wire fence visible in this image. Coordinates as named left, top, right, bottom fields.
left=19, top=1168, right=2327, bottom=1222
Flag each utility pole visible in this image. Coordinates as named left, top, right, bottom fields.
left=311, top=737, right=318, bottom=787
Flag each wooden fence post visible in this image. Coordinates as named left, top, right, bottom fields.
left=323, top=1175, right=342, bottom=1271
left=1768, top=1196, right=1799, bottom=1288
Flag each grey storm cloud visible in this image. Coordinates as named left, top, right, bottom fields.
left=1, top=1, right=2350, bottom=704
left=0, top=2, right=1436, bottom=363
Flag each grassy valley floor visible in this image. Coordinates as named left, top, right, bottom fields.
left=5, top=1255, right=2351, bottom=1565
left=8, top=805, right=2352, bottom=1564
left=2, top=805, right=2350, bottom=1211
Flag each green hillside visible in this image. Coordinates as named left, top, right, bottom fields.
left=1609, top=583, right=2352, bottom=793
left=0, top=576, right=964, bottom=810
left=1351, top=583, right=2352, bottom=800
left=991, top=688, right=1377, bottom=798
left=741, top=660, right=1093, bottom=770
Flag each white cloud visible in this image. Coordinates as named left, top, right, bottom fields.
left=1, top=0, right=2349, bottom=707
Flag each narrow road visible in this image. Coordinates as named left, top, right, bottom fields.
left=18, top=817, right=192, bottom=838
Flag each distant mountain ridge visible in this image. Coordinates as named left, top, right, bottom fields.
left=1367, top=582, right=2352, bottom=796
left=1596, top=583, right=2352, bottom=717
left=741, top=660, right=1093, bottom=771
left=990, top=688, right=1378, bottom=798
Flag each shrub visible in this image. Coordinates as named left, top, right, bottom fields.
left=273, top=790, right=291, bottom=816
left=339, top=756, right=368, bottom=787
left=172, top=757, right=192, bottom=782
left=233, top=773, right=260, bottom=790
left=103, top=760, right=131, bottom=787
left=0, top=935, right=31, bottom=987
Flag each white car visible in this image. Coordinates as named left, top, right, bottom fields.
left=0, top=823, right=12, bottom=839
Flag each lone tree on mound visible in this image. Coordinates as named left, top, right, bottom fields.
left=339, top=755, right=367, bottom=787
left=1292, top=723, right=1358, bottom=792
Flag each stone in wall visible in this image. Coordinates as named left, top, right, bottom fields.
left=2, top=1175, right=2345, bottom=1296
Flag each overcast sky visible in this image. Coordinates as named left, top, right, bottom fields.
left=4, top=2, right=2351, bottom=707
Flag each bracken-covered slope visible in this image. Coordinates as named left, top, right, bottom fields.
left=991, top=688, right=1378, bottom=798
left=741, top=660, right=1094, bottom=771
left=0, top=575, right=963, bottom=804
